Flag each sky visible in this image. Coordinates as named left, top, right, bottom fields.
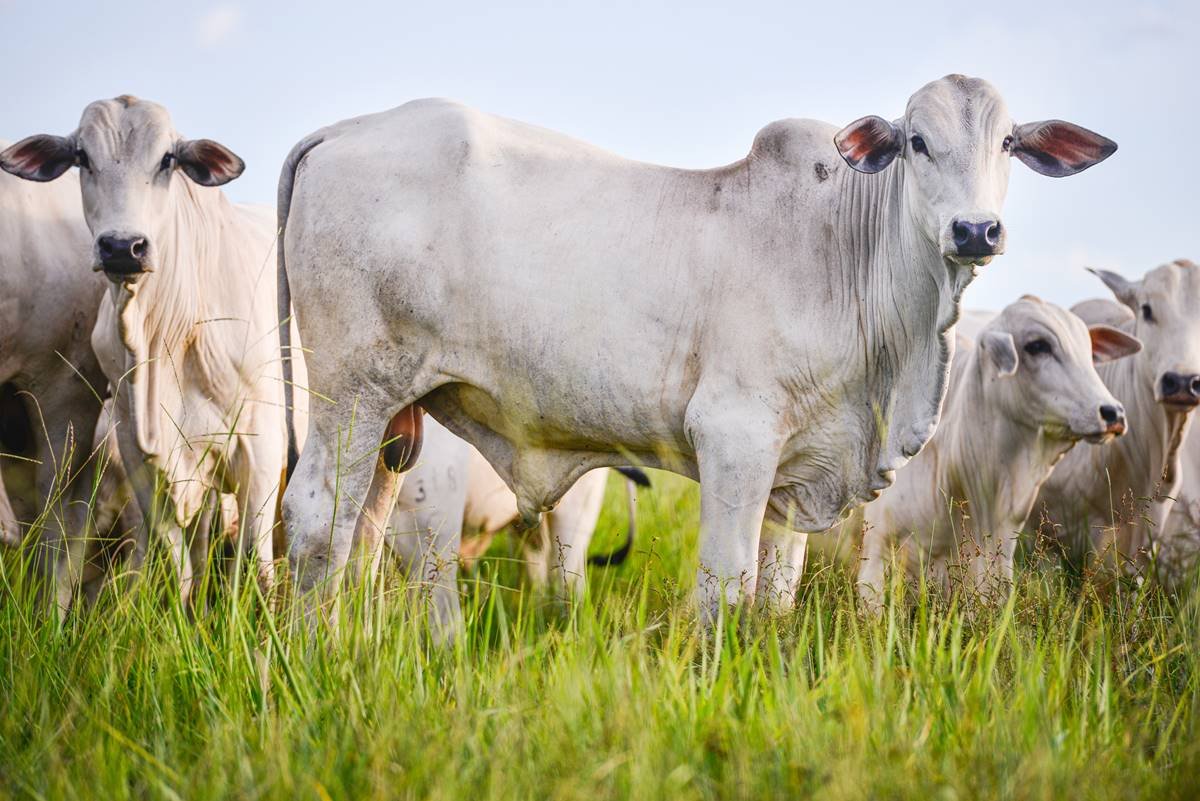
left=1, top=0, right=1195, bottom=311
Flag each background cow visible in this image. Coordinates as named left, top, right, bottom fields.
left=276, top=75, right=1116, bottom=622
left=1034, top=261, right=1200, bottom=579
left=1, top=98, right=308, bottom=603
left=389, top=417, right=648, bottom=638
left=0, top=155, right=110, bottom=612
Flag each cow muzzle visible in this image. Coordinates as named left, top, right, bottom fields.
left=944, top=217, right=1005, bottom=265
left=1083, top=403, right=1127, bottom=443
left=95, top=232, right=153, bottom=281
left=1159, top=372, right=1200, bottom=409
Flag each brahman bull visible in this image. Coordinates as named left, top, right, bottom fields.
left=275, top=75, right=1116, bottom=621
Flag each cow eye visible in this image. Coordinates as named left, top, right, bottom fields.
left=910, top=135, right=929, bottom=156
left=160, top=153, right=175, bottom=172
left=1002, top=135, right=1014, bottom=153
left=1023, top=339, right=1051, bottom=356
left=75, top=149, right=90, bottom=170
left=1142, top=303, right=1154, bottom=322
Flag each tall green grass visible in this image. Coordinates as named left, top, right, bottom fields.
left=1, top=471, right=1197, bottom=800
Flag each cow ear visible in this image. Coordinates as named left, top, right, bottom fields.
left=835, top=116, right=903, bottom=174
left=175, top=138, right=245, bottom=187
left=1088, top=325, right=1142, bottom=364
left=1011, top=120, right=1117, bottom=177
left=1085, top=267, right=1140, bottom=311
left=980, top=330, right=1019, bottom=377
left=0, top=135, right=76, bottom=182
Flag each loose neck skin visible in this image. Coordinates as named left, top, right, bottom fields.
left=826, top=156, right=969, bottom=472
left=940, top=353, right=1076, bottom=544
left=110, top=178, right=247, bottom=450
left=1093, top=355, right=1192, bottom=506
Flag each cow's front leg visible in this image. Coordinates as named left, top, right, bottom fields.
left=692, top=424, right=780, bottom=623
left=234, top=451, right=283, bottom=594
left=755, top=522, right=808, bottom=613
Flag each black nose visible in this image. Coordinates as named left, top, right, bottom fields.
left=97, top=234, right=149, bottom=274
left=951, top=219, right=1003, bottom=257
left=1160, top=372, right=1200, bottom=406
left=1099, top=404, right=1121, bottom=424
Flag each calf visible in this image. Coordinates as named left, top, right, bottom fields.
left=848, top=297, right=1138, bottom=611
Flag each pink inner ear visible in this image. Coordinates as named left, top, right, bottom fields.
left=1089, top=326, right=1139, bottom=362
left=1027, top=123, right=1108, bottom=170
left=6, top=139, right=61, bottom=173
left=193, top=142, right=236, bottom=174
left=838, top=119, right=893, bottom=163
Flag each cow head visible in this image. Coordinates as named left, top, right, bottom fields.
left=1088, top=260, right=1200, bottom=410
left=835, top=75, right=1116, bottom=267
left=0, top=96, right=244, bottom=284
left=978, top=296, right=1139, bottom=444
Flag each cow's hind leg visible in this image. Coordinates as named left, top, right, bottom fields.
left=285, top=396, right=405, bottom=626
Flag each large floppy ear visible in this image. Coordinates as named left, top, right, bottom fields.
left=1086, top=267, right=1139, bottom=311
left=175, top=138, right=245, bottom=187
left=1011, top=120, right=1117, bottom=177
left=1088, top=324, right=1141, bottom=364
left=835, top=116, right=903, bottom=174
left=0, top=135, right=76, bottom=182
left=980, top=330, right=1019, bottom=377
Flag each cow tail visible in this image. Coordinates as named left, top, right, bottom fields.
left=587, top=467, right=651, bottom=567
left=277, top=133, right=325, bottom=481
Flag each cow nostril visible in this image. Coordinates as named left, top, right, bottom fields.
left=952, top=220, right=970, bottom=246
left=1162, top=373, right=1181, bottom=397
left=985, top=222, right=1002, bottom=245
left=1190, top=376, right=1200, bottom=397
left=130, top=238, right=147, bottom=259
left=1099, top=405, right=1119, bottom=424
left=98, top=239, right=114, bottom=259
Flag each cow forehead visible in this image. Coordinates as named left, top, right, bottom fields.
left=1143, top=259, right=1200, bottom=307
left=904, top=74, right=1011, bottom=140
left=76, top=96, right=176, bottom=158
left=995, top=297, right=1089, bottom=349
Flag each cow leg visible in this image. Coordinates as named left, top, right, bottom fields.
left=691, top=424, right=779, bottom=623
left=233, top=451, right=282, bottom=595
left=285, top=398, right=401, bottom=625
left=755, top=523, right=808, bottom=613
left=32, top=400, right=99, bottom=617
left=532, top=471, right=607, bottom=600
left=857, top=527, right=887, bottom=615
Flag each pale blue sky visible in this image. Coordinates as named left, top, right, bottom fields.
left=1, top=0, right=1194, bottom=309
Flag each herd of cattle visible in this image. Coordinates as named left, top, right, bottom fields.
left=1, top=73, right=1198, bottom=637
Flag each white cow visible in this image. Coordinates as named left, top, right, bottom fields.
left=1034, top=261, right=1200, bottom=579
left=388, top=417, right=647, bottom=636
left=845, top=297, right=1139, bottom=612
left=276, top=75, right=1116, bottom=621
left=1162, top=424, right=1200, bottom=588
left=0, top=156, right=114, bottom=611
left=1, top=97, right=306, bottom=602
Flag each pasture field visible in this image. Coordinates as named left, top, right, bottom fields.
left=1, top=471, right=1198, bottom=800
